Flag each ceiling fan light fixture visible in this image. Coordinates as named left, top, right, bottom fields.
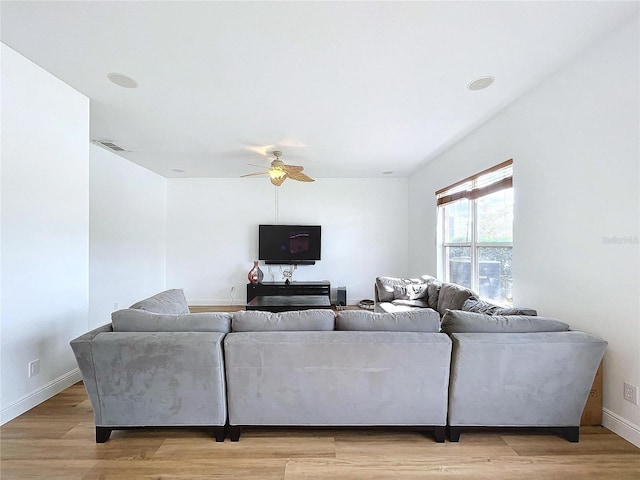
left=241, top=149, right=314, bottom=186
left=269, top=168, right=286, bottom=179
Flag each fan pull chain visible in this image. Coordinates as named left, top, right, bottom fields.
left=274, top=185, right=279, bottom=223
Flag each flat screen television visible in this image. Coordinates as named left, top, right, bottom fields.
left=259, top=224, right=321, bottom=265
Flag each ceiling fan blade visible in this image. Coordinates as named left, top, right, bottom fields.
left=240, top=171, right=268, bottom=177
left=270, top=175, right=287, bottom=186
left=286, top=171, right=315, bottom=182
left=243, top=144, right=275, bottom=157
left=282, top=164, right=304, bottom=173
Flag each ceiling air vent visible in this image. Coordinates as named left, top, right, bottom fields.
left=92, top=139, right=127, bottom=152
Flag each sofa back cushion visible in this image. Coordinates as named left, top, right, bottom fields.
left=436, top=283, right=476, bottom=316
left=336, top=309, right=440, bottom=332
left=129, top=288, right=189, bottom=314
left=112, top=309, right=231, bottom=332
left=390, top=299, right=430, bottom=309
left=440, top=310, right=569, bottom=334
left=232, top=309, right=335, bottom=332
left=424, top=278, right=442, bottom=310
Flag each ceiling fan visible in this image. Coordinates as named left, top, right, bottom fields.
left=241, top=151, right=314, bottom=186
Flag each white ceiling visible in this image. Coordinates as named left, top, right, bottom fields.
left=2, top=1, right=638, bottom=179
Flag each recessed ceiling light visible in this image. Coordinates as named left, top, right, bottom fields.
left=107, top=72, right=138, bottom=88
left=467, top=76, right=495, bottom=91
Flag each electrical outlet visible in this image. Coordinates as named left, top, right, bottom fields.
left=28, top=359, right=40, bottom=378
left=623, top=382, right=638, bottom=404
left=230, top=285, right=235, bottom=293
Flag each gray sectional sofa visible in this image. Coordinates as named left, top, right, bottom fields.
left=70, top=287, right=607, bottom=444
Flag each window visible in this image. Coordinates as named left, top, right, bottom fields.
left=436, top=160, right=513, bottom=305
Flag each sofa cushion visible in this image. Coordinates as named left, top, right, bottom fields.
left=391, top=299, right=430, bottom=309
left=437, top=283, right=475, bottom=316
left=129, top=288, right=189, bottom=314
left=440, top=310, right=569, bottom=334
left=375, top=302, right=420, bottom=314
left=112, top=309, right=231, bottom=332
left=232, top=309, right=335, bottom=332
left=463, top=298, right=537, bottom=316
left=336, top=309, right=440, bottom=332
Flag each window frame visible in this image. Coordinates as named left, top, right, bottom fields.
left=436, top=160, right=513, bottom=303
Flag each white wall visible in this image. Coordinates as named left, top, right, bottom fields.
left=1, top=44, right=89, bottom=423
left=167, top=177, right=408, bottom=305
left=89, top=144, right=167, bottom=328
left=409, top=18, right=640, bottom=445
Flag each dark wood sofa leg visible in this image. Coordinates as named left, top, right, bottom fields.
left=433, top=426, right=446, bottom=443
left=561, top=426, right=579, bottom=442
left=96, top=427, right=112, bottom=443
left=213, top=426, right=226, bottom=442
left=229, top=426, right=242, bottom=442
left=446, top=427, right=461, bottom=442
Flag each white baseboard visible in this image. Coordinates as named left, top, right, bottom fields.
left=0, top=368, right=82, bottom=425
left=602, top=407, right=640, bottom=448
left=188, top=299, right=243, bottom=306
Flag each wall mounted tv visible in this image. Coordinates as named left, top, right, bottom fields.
left=259, top=224, right=321, bottom=265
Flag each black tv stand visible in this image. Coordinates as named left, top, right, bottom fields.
left=246, top=281, right=330, bottom=303
left=264, top=260, right=316, bottom=265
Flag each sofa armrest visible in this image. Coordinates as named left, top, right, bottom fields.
left=70, top=323, right=114, bottom=421
left=71, top=330, right=227, bottom=427
left=448, top=331, right=607, bottom=428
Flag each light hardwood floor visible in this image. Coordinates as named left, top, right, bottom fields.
left=1, top=382, right=638, bottom=480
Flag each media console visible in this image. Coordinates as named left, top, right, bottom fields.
left=246, top=281, right=330, bottom=303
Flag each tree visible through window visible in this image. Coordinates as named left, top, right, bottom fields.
left=437, top=160, right=513, bottom=305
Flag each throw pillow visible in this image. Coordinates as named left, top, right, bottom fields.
left=391, top=299, right=430, bottom=308
left=112, top=309, right=231, bottom=333
left=405, top=283, right=429, bottom=300
left=336, top=309, right=440, bottom=332
left=232, top=309, right=335, bottom=332
left=392, top=284, right=410, bottom=300
left=437, top=283, right=476, bottom=316
left=440, top=309, right=569, bottom=334
left=462, top=298, right=537, bottom=316
left=392, top=280, right=429, bottom=301
left=129, top=288, right=190, bottom=314
left=497, top=307, right=538, bottom=316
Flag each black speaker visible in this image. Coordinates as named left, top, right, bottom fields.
left=336, top=287, right=347, bottom=307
